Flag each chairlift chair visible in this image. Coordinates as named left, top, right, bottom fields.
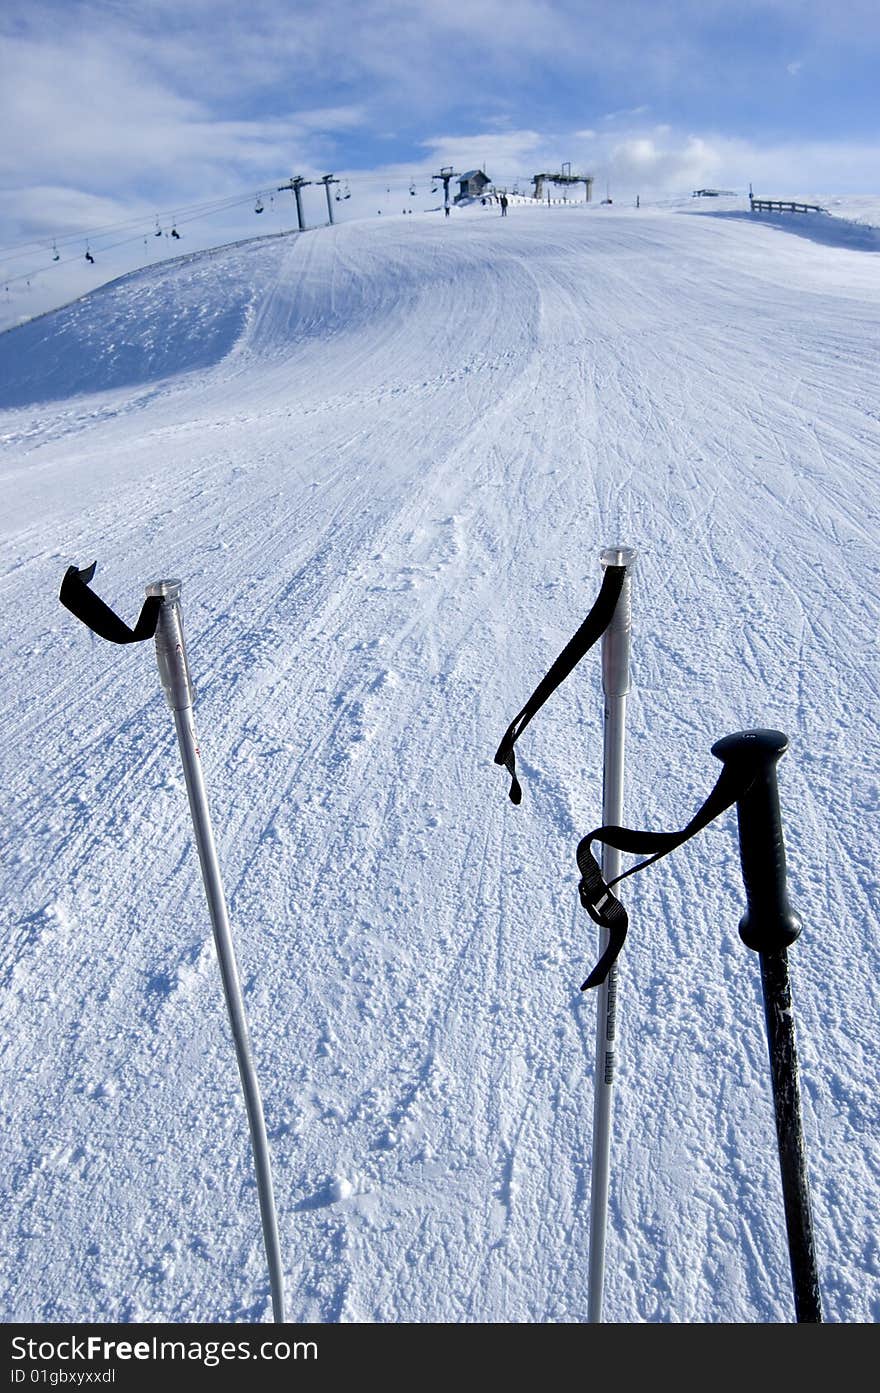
left=52, top=240, right=60, bottom=262
left=255, top=196, right=264, bottom=213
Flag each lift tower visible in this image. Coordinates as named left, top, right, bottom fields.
left=532, top=163, right=593, bottom=203
left=277, top=176, right=312, bottom=231
left=431, top=166, right=459, bottom=214
left=318, top=174, right=339, bottom=225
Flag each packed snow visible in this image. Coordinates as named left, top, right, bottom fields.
left=1, top=199, right=878, bottom=1324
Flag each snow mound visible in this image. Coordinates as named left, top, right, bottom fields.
left=0, top=236, right=293, bottom=409
left=702, top=207, right=880, bottom=254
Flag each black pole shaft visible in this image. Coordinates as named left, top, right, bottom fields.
left=759, top=948, right=822, bottom=1322
left=711, top=729, right=823, bottom=1323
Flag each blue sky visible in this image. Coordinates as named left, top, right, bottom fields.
left=1, top=1, right=878, bottom=322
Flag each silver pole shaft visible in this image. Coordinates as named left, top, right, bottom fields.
left=587, top=546, right=636, bottom=1323
left=146, top=580, right=286, bottom=1324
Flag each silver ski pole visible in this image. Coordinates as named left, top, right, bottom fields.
left=146, top=579, right=286, bottom=1324
left=587, top=545, right=636, bottom=1323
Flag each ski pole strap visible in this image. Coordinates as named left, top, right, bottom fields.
left=59, top=562, right=161, bottom=644
left=578, top=759, right=757, bottom=989
left=494, top=564, right=626, bottom=804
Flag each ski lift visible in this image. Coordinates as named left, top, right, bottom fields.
left=431, top=182, right=438, bottom=194
left=154, top=217, right=162, bottom=237
left=170, top=223, right=181, bottom=239
left=409, top=179, right=416, bottom=196
left=254, top=195, right=264, bottom=214
left=343, top=182, right=351, bottom=199
left=52, top=240, right=60, bottom=262
left=85, top=246, right=95, bottom=264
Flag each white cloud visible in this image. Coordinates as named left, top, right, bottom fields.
left=786, top=60, right=803, bottom=75
left=698, top=134, right=880, bottom=196
left=420, top=130, right=545, bottom=172
left=603, top=134, right=716, bottom=190
left=0, top=29, right=366, bottom=194
left=603, top=105, right=650, bottom=123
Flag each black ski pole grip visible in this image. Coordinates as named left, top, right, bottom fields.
left=711, top=729, right=802, bottom=952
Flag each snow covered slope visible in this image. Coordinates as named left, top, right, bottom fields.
left=1, top=204, right=878, bottom=1323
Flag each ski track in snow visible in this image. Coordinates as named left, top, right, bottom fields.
left=0, top=206, right=878, bottom=1324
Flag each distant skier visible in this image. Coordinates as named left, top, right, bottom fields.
left=444, top=204, right=450, bottom=218
left=500, top=194, right=508, bottom=217
left=85, top=250, right=95, bottom=264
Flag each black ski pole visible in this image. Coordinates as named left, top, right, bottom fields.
left=711, top=729, right=823, bottom=1323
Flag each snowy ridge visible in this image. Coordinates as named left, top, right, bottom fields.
left=1, top=206, right=878, bottom=1322
left=0, top=236, right=295, bottom=410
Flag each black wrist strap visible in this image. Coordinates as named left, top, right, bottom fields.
left=494, top=565, right=625, bottom=804
left=578, top=760, right=758, bottom=989
left=59, top=563, right=161, bottom=644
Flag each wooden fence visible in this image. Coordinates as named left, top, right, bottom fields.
left=750, top=198, right=826, bottom=214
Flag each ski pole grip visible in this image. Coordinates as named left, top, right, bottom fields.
left=145, top=580, right=194, bottom=712
left=599, top=546, right=636, bottom=697
left=711, top=730, right=801, bottom=952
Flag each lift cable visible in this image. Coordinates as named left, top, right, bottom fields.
left=0, top=188, right=279, bottom=263
left=1, top=191, right=280, bottom=289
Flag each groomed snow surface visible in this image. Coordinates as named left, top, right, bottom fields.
left=1, top=199, right=878, bottom=1324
